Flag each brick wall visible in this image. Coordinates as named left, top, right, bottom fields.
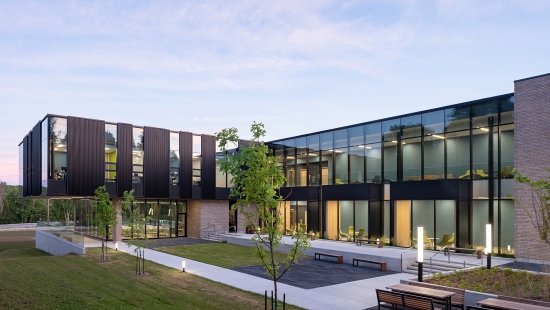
left=186, top=200, right=201, bottom=238
left=236, top=204, right=258, bottom=233
left=112, top=198, right=122, bottom=242
left=514, top=73, right=550, bottom=263
left=186, top=199, right=229, bottom=238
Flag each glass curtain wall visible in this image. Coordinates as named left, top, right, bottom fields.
left=170, top=133, right=179, bottom=186
left=325, top=200, right=370, bottom=241
left=334, top=129, right=348, bottom=184
left=295, top=138, right=307, bottom=187
left=105, top=124, right=117, bottom=183
left=192, top=135, right=201, bottom=186
left=132, top=128, right=144, bottom=184
left=383, top=118, right=399, bottom=183
left=320, top=133, right=333, bottom=185
left=365, top=123, right=381, bottom=183
left=284, top=139, right=296, bottom=187
left=19, top=143, right=23, bottom=187
left=307, top=135, right=320, bottom=186
left=41, top=119, right=48, bottom=190
left=282, top=201, right=307, bottom=233
left=50, top=117, right=68, bottom=181
left=422, top=110, right=444, bottom=179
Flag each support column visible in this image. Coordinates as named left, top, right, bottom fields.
left=112, top=198, right=122, bottom=242
left=47, top=198, right=50, bottom=224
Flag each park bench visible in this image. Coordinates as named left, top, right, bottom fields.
left=499, top=295, right=550, bottom=307
left=409, top=281, right=465, bottom=310
left=352, top=258, right=386, bottom=271
left=355, top=238, right=379, bottom=246
left=314, top=252, right=343, bottom=264
left=376, top=289, right=442, bottom=310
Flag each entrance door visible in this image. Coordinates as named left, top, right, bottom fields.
left=229, top=209, right=236, bottom=232
left=177, top=213, right=186, bottom=237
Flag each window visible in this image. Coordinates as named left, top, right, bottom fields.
left=192, top=135, right=201, bottom=186
left=366, top=143, right=381, bottom=183
left=447, top=130, right=470, bottom=179
left=423, top=135, right=444, bottom=179
left=500, top=96, right=514, bottom=125
left=349, top=146, right=364, bottom=183
left=445, top=106, right=470, bottom=132
left=382, top=118, right=400, bottom=142
left=401, top=115, right=421, bottom=139
left=105, top=124, right=117, bottom=183
left=365, top=123, right=381, bottom=144
left=19, top=143, right=23, bottom=186
left=295, top=137, right=307, bottom=187
left=402, top=137, right=421, bottom=181
left=50, top=117, right=67, bottom=181
left=170, top=133, right=179, bottom=186
left=422, top=110, right=444, bottom=135
left=41, top=119, right=48, bottom=189
left=132, top=128, right=144, bottom=184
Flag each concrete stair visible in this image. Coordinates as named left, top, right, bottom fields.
left=403, top=259, right=480, bottom=276
left=203, top=232, right=224, bottom=242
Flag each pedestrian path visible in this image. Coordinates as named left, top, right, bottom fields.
left=84, top=238, right=411, bottom=309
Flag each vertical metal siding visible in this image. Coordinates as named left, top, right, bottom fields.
left=179, top=132, right=193, bottom=198
left=201, top=135, right=216, bottom=199
left=31, top=122, right=42, bottom=196
left=117, top=123, right=133, bottom=197
left=144, top=127, right=169, bottom=198
left=23, top=135, right=29, bottom=197
left=67, top=117, right=105, bottom=196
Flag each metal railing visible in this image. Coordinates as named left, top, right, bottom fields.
left=400, top=246, right=416, bottom=273
left=428, top=246, right=448, bottom=274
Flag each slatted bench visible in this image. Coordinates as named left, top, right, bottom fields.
left=499, top=295, right=550, bottom=307
left=314, top=252, right=343, bottom=264
left=355, top=239, right=379, bottom=246
left=376, top=289, right=441, bottom=310
left=409, top=281, right=465, bottom=310
left=352, top=258, right=386, bottom=271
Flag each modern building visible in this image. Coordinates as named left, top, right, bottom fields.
left=19, top=73, right=550, bottom=263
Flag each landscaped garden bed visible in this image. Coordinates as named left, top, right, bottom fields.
left=427, top=267, right=550, bottom=301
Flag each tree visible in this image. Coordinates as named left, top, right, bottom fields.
left=216, top=122, right=310, bottom=309
left=514, top=169, right=550, bottom=246
left=93, top=186, right=116, bottom=261
left=121, top=189, right=153, bottom=275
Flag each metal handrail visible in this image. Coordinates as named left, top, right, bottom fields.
left=463, top=249, right=483, bottom=267
left=400, top=246, right=416, bottom=273
left=228, top=225, right=237, bottom=235
left=200, top=224, right=215, bottom=231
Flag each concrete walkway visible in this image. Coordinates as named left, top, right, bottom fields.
left=84, top=238, right=406, bottom=309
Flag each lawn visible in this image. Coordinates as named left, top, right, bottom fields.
left=156, top=243, right=304, bottom=268
left=427, top=267, right=550, bottom=301
left=0, top=230, right=303, bottom=310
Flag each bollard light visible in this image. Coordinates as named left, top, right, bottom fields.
left=182, top=260, right=186, bottom=272
left=417, top=227, right=424, bottom=282
left=486, top=224, right=492, bottom=269
left=115, top=242, right=118, bottom=251
left=507, top=245, right=510, bottom=252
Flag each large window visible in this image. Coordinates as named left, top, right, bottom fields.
left=41, top=119, right=48, bottom=189
left=320, top=133, right=333, bottom=185
left=447, top=130, right=470, bottom=179
left=192, top=135, right=201, bottom=186
left=170, top=133, right=179, bottom=186
left=423, top=135, right=444, bottom=179
left=402, top=138, right=421, bottom=181
left=349, top=146, right=364, bottom=183
left=50, top=117, right=67, bottom=181
left=105, top=124, right=117, bottom=183
left=366, top=143, right=381, bottom=183
left=285, top=139, right=296, bottom=187
left=295, top=137, right=307, bottom=187
left=132, top=127, right=144, bottom=184
left=307, top=135, right=320, bottom=186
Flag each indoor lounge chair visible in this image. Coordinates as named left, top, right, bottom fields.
left=436, top=233, right=450, bottom=250
left=339, top=229, right=350, bottom=240
left=458, top=170, right=471, bottom=179
left=356, top=228, right=365, bottom=239
left=446, top=233, right=455, bottom=247
left=476, top=170, right=490, bottom=178
left=500, top=166, right=513, bottom=178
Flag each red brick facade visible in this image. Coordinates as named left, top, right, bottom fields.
left=514, top=73, right=550, bottom=263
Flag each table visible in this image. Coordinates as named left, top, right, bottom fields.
left=387, top=283, right=454, bottom=310
left=477, top=298, right=550, bottom=310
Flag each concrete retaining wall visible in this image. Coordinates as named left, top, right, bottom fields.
left=36, top=230, right=86, bottom=256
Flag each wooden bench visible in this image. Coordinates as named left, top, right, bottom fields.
left=409, top=281, right=466, bottom=310
left=499, top=295, right=550, bottom=307
left=352, top=258, right=386, bottom=271
left=314, top=252, right=343, bottom=264
left=355, top=239, right=379, bottom=246
left=376, top=289, right=442, bottom=310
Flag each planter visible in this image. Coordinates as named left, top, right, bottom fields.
left=311, top=234, right=316, bottom=241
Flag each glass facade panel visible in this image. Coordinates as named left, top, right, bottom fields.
left=435, top=200, right=455, bottom=248
left=41, top=119, right=48, bottom=189
left=402, top=138, right=421, bottom=181
left=384, top=201, right=390, bottom=242
left=170, top=133, right=179, bottom=186
left=445, top=106, right=470, bottom=132
left=286, top=146, right=297, bottom=187
left=423, top=135, right=444, bottom=179
left=366, top=143, right=382, bottom=183
left=472, top=100, right=498, bottom=128
left=355, top=201, right=368, bottom=238
left=105, top=124, right=117, bottom=183
left=500, top=96, right=514, bottom=125
left=308, top=152, right=320, bottom=186
left=422, top=110, right=444, bottom=135
left=501, top=200, right=515, bottom=254
left=447, top=131, right=470, bottom=179
left=382, top=118, right=400, bottom=141
left=349, top=146, right=364, bottom=184
left=401, top=115, right=421, bottom=139
left=192, top=135, right=201, bottom=186
left=307, top=134, right=319, bottom=152
left=472, top=201, right=488, bottom=249
left=295, top=137, right=306, bottom=149
left=472, top=128, right=489, bottom=178
left=132, top=128, right=144, bottom=184
left=500, top=124, right=514, bottom=177
left=51, top=117, right=68, bottom=181
left=334, top=129, right=347, bottom=148
left=340, top=201, right=354, bottom=240
left=320, top=132, right=332, bottom=151
left=296, top=149, right=307, bottom=187
left=348, top=126, right=364, bottom=146
left=321, top=150, right=333, bottom=185
left=365, top=122, right=381, bottom=144
left=412, top=200, right=435, bottom=250
left=334, top=147, right=348, bottom=184
left=383, top=142, right=397, bottom=182
left=19, top=143, right=23, bottom=186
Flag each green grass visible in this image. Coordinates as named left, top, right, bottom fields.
left=156, top=243, right=301, bottom=268
left=0, top=230, right=303, bottom=310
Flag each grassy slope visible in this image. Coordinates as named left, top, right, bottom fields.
left=156, top=243, right=298, bottom=268
left=0, top=231, right=303, bottom=310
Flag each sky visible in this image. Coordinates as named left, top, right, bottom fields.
left=1, top=0, right=550, bottom=185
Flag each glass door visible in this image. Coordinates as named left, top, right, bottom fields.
left=177, top=213, right=186, bottom=237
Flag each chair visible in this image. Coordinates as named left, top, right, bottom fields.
left=376, top=289, right=404, bottom=309
left=476, top=170, right=489, bottom=178
left=436, top=233, right=450, bottom=250
left=373, top=175, right=382, bottom=183
left=335, top=178, right=344, bottom=184
left=348, top=226, right=355, bottom=235
left=458, top=170, right=471, bottom=179
left=339, top=229, right=350, bottom=240
left=402, top=293, right=440, bottom=310
left=446, top=233, right=455, bottom=247
left=411, top=230, right=417, bottom=247
left=500, top=166, right=513, bottom=178
left=356, top=228, right=365, bottom=239
left=423, top=231, right=432, bottom=249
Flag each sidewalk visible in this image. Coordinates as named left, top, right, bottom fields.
left=85, top=238, right=410, bottom=309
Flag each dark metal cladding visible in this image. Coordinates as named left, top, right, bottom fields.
left=179, top=132, right=193, bottom=199
left=201, top=135, right=216, bottom=199
left=144, top=127, right=169, bottom=198
left=117, top=123, right=133, bottom=197
left=368, top=201, right=382, bottom=238
left=23, top=135, right=29, bottom=197
left=31, top=122, right=41, bottom=196
left=67, top=117, right=105, bottom=196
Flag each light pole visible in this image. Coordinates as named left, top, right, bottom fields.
left=182, top=260, right=186, bottom=272
left=486, top=224, right=492, bottom=269
left=417, top=227, right=424, bottom=282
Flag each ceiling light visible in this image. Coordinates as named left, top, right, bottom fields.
left=57, top=144, right=65, bottom=147
left=365, top=146, right=372, bottom=149
left=391, top=140, right=397, bottom=143
left=480, top=128, right=489, bottom=132
left=432, top=135, right=444, bottom=139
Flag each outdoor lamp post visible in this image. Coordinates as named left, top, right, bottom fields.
left=417, top=227, right=424, bottom=282
left=486, top=224, right=492, bottom=269
left=115, top=242, right=118, bottom=251
left=182, top=260, right=186, bottom=272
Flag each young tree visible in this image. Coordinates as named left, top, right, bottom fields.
left=121, top=189, right=153, bottom=275
left=216, top=122, right=310, bottom=309
left=514, top=169, right=550, bottom=246
left=93, top=185, right=117, bottom=261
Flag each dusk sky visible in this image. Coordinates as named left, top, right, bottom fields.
left=1, top=1, right=550, bottom=185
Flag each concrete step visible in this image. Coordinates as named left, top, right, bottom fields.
left=410, top=264, right=456, bottom=272
left=403, top=269, right=432, bottom=276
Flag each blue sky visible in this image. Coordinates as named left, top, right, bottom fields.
left=1, top=0, right=550, bottom=184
